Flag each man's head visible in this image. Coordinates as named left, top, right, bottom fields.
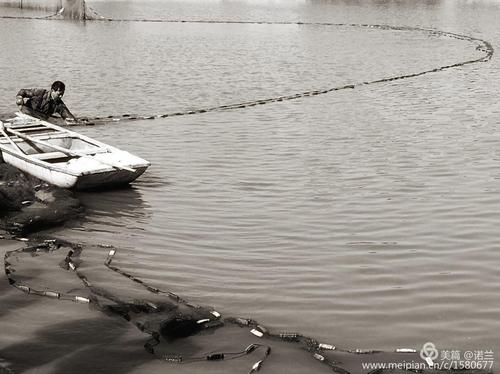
left=50, top=81, right=66, bottom=100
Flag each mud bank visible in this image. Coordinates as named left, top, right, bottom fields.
left=0, top=238, right=150, bottom=374
left=0, top=163, right=82, bottom=236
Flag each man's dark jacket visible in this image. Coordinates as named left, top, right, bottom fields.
left=16, top=88, right=73, bottom=120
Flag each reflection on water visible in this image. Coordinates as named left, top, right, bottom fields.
left=74, top=185, right=152, bottom=231
left=77, top=186, right=149, bottom=217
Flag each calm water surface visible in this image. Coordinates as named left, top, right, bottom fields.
left=1, top=0, right=500, bottom=372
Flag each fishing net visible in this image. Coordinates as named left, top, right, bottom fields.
left=0, top=6, right=495, bottom=373
left=2, top=239, right=493, bottom=374
left=0, top=16, right=493, bottom=121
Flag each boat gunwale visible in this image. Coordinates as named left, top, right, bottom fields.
left=0, top=144, right=83, bottom=176
left=1, top=144, right=150, bottom=177
left=0, top=114, right=151, bottom=188
left=13, top=112, right=121, bottom=153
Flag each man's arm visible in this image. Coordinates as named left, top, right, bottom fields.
left=16, top=88, right=35, bottom=106
left=16, top=88, right=44, bottom=106
left=56, top=101, right=77, bottom=122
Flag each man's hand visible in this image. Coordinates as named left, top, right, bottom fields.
left=16, top=96, right=29, bottom=107
left=65, top=117, right=77, bottom=125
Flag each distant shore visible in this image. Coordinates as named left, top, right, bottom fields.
left=0, top=0, right=61, bottom=12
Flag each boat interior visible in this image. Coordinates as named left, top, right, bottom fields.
left=0, top=119, right=107, bottom=164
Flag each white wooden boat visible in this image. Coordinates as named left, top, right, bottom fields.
left=0, top=113, right=150, bottom=189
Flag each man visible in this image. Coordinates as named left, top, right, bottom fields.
left=16, top=81, right=77, bottom=123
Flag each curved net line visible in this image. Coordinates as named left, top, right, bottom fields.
left=3, top=239, right=494, bottom=373
left=60, top=23, right=496, bottom=125
left=0, top=12, right=493, bottom=125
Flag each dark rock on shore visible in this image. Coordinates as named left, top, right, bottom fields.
left=0, top=163, right=82, bottom=235
left=0, top=162, right=34, bottom=211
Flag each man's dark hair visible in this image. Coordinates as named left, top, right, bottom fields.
left=51, top=81, right=66, bottom=92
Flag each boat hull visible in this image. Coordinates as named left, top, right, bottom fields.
left=2, top=148, right=149, bottom=190
left=74, top=165, right=149, bottom=190
left=0, top=114, right=151, bottom=190
left=3, top=151, right=78, bottom=188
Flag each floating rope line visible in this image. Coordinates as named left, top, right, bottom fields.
left=5, top=239, right=492, bottom=373
left=0, top=12, right=493, bottom=125
left=3, top=239, right=274, bottom=371
left=0, top=239, right=368, bottom=372
left=74, top=23, right=493, bottom=125
left=3, top=239, right=91, bottom=303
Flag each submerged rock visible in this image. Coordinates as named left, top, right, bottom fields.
left=0, top=163, right=82, bottom=235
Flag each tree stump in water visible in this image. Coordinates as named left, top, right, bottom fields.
left=61, top=0, right=86, bottom=19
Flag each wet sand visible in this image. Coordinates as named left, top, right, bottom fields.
left=0, top=236, right=155, bottom=374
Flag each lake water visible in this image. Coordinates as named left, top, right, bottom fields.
left=1, top=0, right=500, bottom=373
